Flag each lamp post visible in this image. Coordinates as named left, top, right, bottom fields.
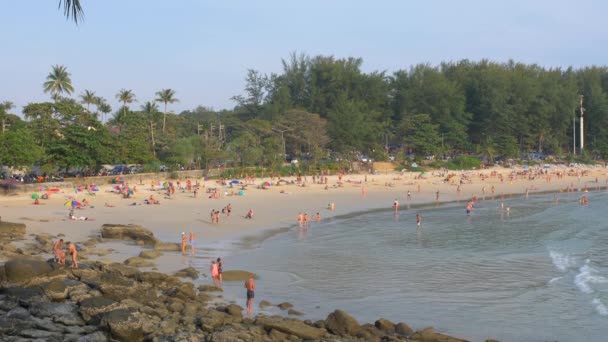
left=272, top=127, right=294, bottom=161
left=580, top=95, right=585, bottom=152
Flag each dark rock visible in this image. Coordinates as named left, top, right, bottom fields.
left=197, top=284, right=222, bottom=292
left=313, top=320, right=326, bottom=329
left=101, top=263, right=141, bottom=279
left=325, top=309, right=361, bottom=336
left=1, top=286, right=48, bottom=306
left=256, top=316, right=326, bottom=340
left=287, top=309, right=303, bottom=316
left=395, top=322, right=414, bottom=336
left=277, top=302, right=293, bottom=310
left=0, top=221, right=26, bottom=240
left=100, top=224, right=158, bottom=246
left=100, top=309, right=143, bottom=342
left=4, top=258, right=53, bottom=283
left=79, top=297, right=117, bottom=322
left=6, top=307, right=30, bottom=320
left=41, top=278, right=69, bottom=301
left=124, top=257, right=154, bottom=268
left=358, top=323, right=382, bottom=342
left=410, top=327, right=469, bottom=342
left=138, top=250, right=161, bottom=259
left=174, top=267, right=199, bottom=279
left=29, top=302, right=85, bottom=326
left=224, top=304, right=243, bottom=318
left=18, top=328, right=62, bottom=339
left=258, top=299, right=273, bottom=308
left=268, top=328, right=289, bottom=341
left=78, top=331, right=110, bottom=342
left=139, top=271, right=169, bottom=284
left=375, top=318, right=395, bottom=332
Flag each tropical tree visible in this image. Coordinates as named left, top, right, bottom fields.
left=116, top=89, right=136, bottom=118
left=0, top=101, right=14, bottom=133
left=43, top=65, right=74, bottom=100
left=94, top=97, right=111, bottom=123
left=59, top=0, right=84, bottom=24
left=155, top=89, right=179, bottom=134
left=141, top=101, right=159, bottom=114
left=79, top=90, right=96, bottom=111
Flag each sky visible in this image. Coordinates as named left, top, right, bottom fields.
left=2, top=0, right=608, bottom=115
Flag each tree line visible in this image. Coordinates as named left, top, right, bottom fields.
left=1, top=54, right=607, bottom=175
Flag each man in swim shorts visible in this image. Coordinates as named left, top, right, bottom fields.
left=245, top=276, right=255, bottom=315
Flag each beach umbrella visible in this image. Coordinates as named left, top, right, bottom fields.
left=31, top=193, right=40, bottom=199
left=64, top=200, right=80, bottom=207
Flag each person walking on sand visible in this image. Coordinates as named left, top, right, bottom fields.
left=211, top=260, right=220, bottom=287
left=189, top=231, right=195, bottom=255
left=245, top=276, right=256, bottom=315
left=416, top=213, right=422, bottom=227
left=407, top=190, right=411, bottom=201
left=181, top=232, right=187, bottom=255
left=436, top=190, right=440, bottom=202
left=67, top=241, right=78, bottom=269
left=216, top=258, right=223, bottom=287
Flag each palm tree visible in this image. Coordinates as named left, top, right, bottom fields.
left=79, top=90, right=96, bottom=111
left=43, top=65, right=74, bottom=100
left=141, top=101, right=159, bottom=114
left=94, top=97, right=111, bottom=123
left=155, top=89, right=179, bottom=133
left=59, top=0, right=84, bottom=24
left=0, top=101, right=14, bottom=133
left=116, top=89, right=136, bottom=118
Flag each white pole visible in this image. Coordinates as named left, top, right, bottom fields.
left=580, top=95, right=584, bottom=152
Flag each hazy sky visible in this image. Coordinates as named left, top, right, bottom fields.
left=2, top=0, right=607, bottom=114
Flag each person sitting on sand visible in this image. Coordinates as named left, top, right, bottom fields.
left=245, top=209, right=254, bottom=219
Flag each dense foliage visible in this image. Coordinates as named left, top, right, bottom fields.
left=1, top=56, right=607, bottom=173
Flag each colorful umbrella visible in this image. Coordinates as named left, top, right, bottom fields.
left=31, top=193, right=40, bottom=199
left=64, top=200, right=81, bottom=207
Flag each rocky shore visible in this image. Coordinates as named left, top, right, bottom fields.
left=0, top=221, right=493, bottom=342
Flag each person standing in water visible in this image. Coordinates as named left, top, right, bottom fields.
left=181, top=232, right=187, bottom=255
left=245, top=277, right=256, bottom=315
left=416, top=213, right=422, bottom=227
left=189, top=231, right=195, bottom=255
left=216, top=258, right=223, bottom=287
left=393, top=199, right=399, bottom=211
left=211, top=261, right=220, bottom=287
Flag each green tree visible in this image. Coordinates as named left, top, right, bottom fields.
left=399, top=114, right=441, bottom=157
left=0, top=129, right=43, bottom=169
left=155, top=89, right=179, bottom=134
left=43, top=65, right=74, bottom=100
left=79, top=89, right=96, bottom=111
left=116, top=89, right=137, bottom=119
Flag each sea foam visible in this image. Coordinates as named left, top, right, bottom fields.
left=574, top=262, right=608, bottom=294
left=548, top=250, right=575, bottom=272
left=592, top=298, right=608, bottom=316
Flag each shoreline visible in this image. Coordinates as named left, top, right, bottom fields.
left=1, top=166, right=607, bottom=341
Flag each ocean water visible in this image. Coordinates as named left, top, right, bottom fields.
left=218, top=192, right=608, bottom=342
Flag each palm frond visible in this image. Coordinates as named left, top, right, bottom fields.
left=58, top=0, right=84, bottom=24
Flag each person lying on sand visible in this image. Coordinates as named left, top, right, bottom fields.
left=104, top=202, right=115, bottom=207
left=70, top=215, right=94, bottom=221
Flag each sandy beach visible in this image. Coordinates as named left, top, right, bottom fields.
left=1, top=165, right=606, bottom=271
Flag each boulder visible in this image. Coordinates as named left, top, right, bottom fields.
left=41, top=278, right=69, bottom=301
left=4, top=258, right=53, bottom=283
left=101, top=309, right=143, bottom=342
left=357, top=323, right=383, bottom=341
left=102, top=263, right=141, bottom=279
left=198, top=284, right=223, bottom=292
left=174, top=267, right=199, bottom=279
left=410, top=327, right=469, bottom=342
left=375, top=318, right=395, bottom=333
left=29, top=302, right=85, bottom=326
left=78, top=331, right=110, bottom=342
left=259, top=300, right=273, bottom=308
left=100, top=224, right=158, bottom=246
left=79, top=296, right=118, bottom=321
left=0, top=221, right=26, bottom=240
left=277, top=302, right=294, bottom=310
left=153, top=242, right=181, bottom=252
left=224, top=304, right=244, bottom=318
left=325, top=309, right=361, bottom=336
left=395, top=322, right=414, bottom=336
left=138, top=250, right=161, bottom=259
left=287, top=309, right=304, bottom=316
left=221, top=270, right=257, bottom=281
left=256, top=316, right=326, bottom=340
left=0, top=286, right=48, bottom=307
left=124, top=257, right=154, bottom=268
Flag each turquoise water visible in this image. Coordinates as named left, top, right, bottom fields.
left=220, top=192, right=608, bottom=342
